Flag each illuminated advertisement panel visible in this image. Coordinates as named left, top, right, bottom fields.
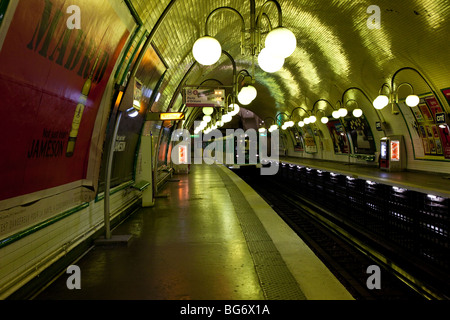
left=390, top=140, right=400, bottom=161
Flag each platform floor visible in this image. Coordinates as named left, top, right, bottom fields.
left=33, top=164, right=353, bottom=300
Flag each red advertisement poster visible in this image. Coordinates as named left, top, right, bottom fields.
left=425, top=96, right=443, bottom=120
left=441, top=88, right=450, bottom=106
left=326, top=120, right=349, bottom=154
left=419, top=103, right=434, bottom=121
left=0, top=0, right=130, bottom=202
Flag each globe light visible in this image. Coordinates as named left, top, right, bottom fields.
left=373, top=95, right=389, bottom=110
left=265, top=27, right=297, bottom=58
left=192, top=36, right=222, bottom=65
left=338, top=108, right=348, bottom=117
left=238, top=90, right=252, bottom=105
left=222, top=113, right=232, bottom=123
left=298, top=121, right=305, bottom=127
left=321, top=116, right=329, bottom=124
left=229, top=103, right=240, bottom=115
left=285, top=121, right=294, bottom=127
left=304, top=117, right=311, bottom=124
left=309, top=116, right=317, bottom=123
left=257, top=47, right=285, bottom=73
left=332, top=110, right=340, bottom=119
left=245, top=85, right=257, bottom=101
left=203, top=115, right=212, bottom=122
left=258, top=127, right=266, bottom=133
left=405, top=94, right=420, bottom=107
left=238, top=86, right=257, bottom=105
left=202, top=107, right=214, bottom=115
left=352, top=108, right=363, bottom=117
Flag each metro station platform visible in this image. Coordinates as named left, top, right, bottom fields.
left=33, top=164, right=353, bottom=300
left=278, top=156, right=450, bottom=199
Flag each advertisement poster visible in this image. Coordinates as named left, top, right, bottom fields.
left=302, top=125, right=317, bottom=153
left=326, top=119, right=349, bottom=154
left=0, top=0, right=130, bottom=204
left=441, top=88, right=450, bottom=106
left=342, top=115, right=376, bottom=155
left=403, top=95, right=449, bottom=159
left=291, top=130, right=304, bottom=152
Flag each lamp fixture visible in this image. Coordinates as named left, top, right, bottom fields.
left=373, top=67, right=435, bottom=114
left=373, top=82, right=419, bottom=110
left=345, top=99, right=363, bottom=118
left=203, top=107, right=214, bottom=115
left=192, top=0, right=296, bottom=74
left=321, top=117, right=329, bottom=124
left=192, top=36, right=222, bottom=66
left=258, top=47, right=284, bottom=73
left=238, top=84, right=257, bottom=105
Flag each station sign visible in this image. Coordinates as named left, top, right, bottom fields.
left=184, top=88, right=225, bottom=107
left=435, top=112, right=446, bottom=125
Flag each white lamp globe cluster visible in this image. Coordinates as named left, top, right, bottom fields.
left=258, top=27, right=296, bottom=73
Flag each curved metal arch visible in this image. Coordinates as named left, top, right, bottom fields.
left=311, top=99, right=337, bottom=114
left=205, top=6, right=246, bottom=35
left=288, top=106, right=310, bottom=121
left=256, top=0, right=282, bottom=28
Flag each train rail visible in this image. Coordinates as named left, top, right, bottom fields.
left=234, top=166, right=449, bottom=300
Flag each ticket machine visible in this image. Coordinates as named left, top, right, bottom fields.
left=379, top=135, right=406, bottom=171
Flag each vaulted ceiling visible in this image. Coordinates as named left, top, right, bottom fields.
left=129, top=0, right=450, bottom=128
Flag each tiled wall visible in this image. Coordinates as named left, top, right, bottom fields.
left=0, top=186, right=141, bottom=299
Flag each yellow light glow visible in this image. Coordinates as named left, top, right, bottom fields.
left=160, top=112, right=185, bottom=120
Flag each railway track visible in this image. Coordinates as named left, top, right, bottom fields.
left=235, top=167, right=433, bottom=300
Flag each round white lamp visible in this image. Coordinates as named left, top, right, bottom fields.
left=192, top=36, right=222, bottom=65
left=321, top=116, right=329, bottom=124
left=405, top=94, right=420, bottom=107
left=332, top=110, right=340, bottom=119
left=229, top=103, right=240, bottom=115
left=265, top=27, right=297, bottom=58
left=202, top=107, right=214, bottom=115
left=352, top=108, right=363, bottom=117
left=258, top=47, right=284, bottom=73
left=373, top=95, right=389, bottom=110
left=338, top=108, right=348, bottom=117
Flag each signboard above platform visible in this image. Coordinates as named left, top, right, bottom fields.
left=184, top=88, right=225, bottom=107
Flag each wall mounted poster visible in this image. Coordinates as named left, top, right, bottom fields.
left=326, top=119, right=349, bottom=154
left=442, top=88, right=450, bottom=107
left=401, top=95, right=450, bottom=159
left=342, top=115, right=376, bottom=155
left=0, top=0, right=130, bottom=207
left=303, top=125, right=317, bottom=153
